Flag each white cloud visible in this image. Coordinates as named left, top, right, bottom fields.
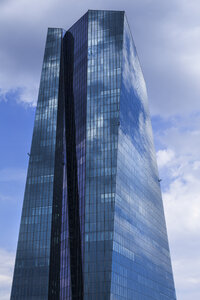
left=157, top=148, right=175, bottom=168
left=159, top=123, right=200, bottom=159
left=163, top=165, right=200, bottom=300
left=129, top=0, right=200, bottom=117
left=0, top=168, right=26, bottom=182
left=163, top=162, right=200, bottom=233
left=0, top=1, right=200, bottom=299
left=173, top=257, right=200, bottom=300
left=0, top=194, right=13, bottom=202
left=0, top=0, right=199, bottom=115
left=0, top=248, right=15, bottom=300
left=156, top=115, right=200, bottom=300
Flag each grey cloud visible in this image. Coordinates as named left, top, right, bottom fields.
left=0, top=168, right=26, bottom=182
left=156, top=113, right=200, bottom=158
left=125, top=0, right=200, bottom=116
left=0, top=248, right=15, bottom=300
left=0, top=0, right=200, bottom=114
left=171, top=239, right=200, bottom=300
left=1, top=1, right=200, bottom=299
left=155, top=112, right=200, bottom=300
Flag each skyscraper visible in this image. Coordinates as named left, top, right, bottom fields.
left=11, top=9, right=176, bottom=300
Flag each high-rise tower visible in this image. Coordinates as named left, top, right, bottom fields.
left=11, top=10, right=176, bottom=300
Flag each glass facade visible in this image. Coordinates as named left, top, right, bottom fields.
left=60, top=13, right=88, bottom=300
left=110, top=16, right=176, bottom=300
left=11, top=10, right=176, bottom=300
left=84, top=10, right=124, bottom=300
left=11, top=28, right=63, bottom=299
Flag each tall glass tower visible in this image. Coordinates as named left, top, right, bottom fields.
left=11, top=10, right=176, bottom=300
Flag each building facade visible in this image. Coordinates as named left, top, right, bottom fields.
left=11, top=10, right=176, bottom=300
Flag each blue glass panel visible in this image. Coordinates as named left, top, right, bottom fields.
left=111, top=16, right=176, bottom=300
left=60, top=12, right=88, bottom=300
left=10, top=10, right=176, bottom=300
left=84, top=10, right=124, bottom=299
left=11, top=28, right=63, bottom=300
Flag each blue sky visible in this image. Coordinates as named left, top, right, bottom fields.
left=0, top=0, right=200, bottom=299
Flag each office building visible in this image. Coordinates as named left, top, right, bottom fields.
left=11, top=10, right=176, bottom=300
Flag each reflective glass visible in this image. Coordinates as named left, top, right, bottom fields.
left=11, top=28, right=63, bottom=299
left=11, top=10, right=176, bottom=300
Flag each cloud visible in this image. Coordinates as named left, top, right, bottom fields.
left=0, top=168, right=26, bottom=182
left=173, top=257, right=200, bottom=300
left=163, top=158, right=200, bottom=233
left=0, top=0, right=199, bottom=115
left=1, top=1, right=200, bottom=299
left=130, top=0, right=200, bottom=117
left=156, top=148, right=175, bottom=168
left=158, top=117, right=200, bottom=159
left=0, top=248, right=15, bottom=300
left=0, top=194, right=13, bottom=202
left=156, top=114, right=200, bottom=300
left=163, top=159, right=200, bottom=300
